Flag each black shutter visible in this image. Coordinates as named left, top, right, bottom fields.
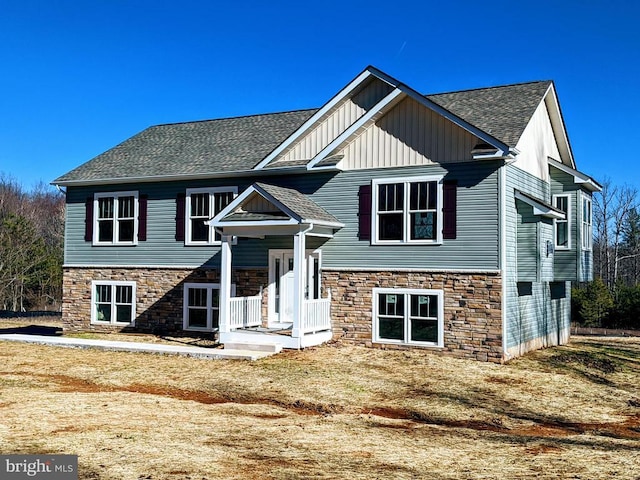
left=175, top=193, right=186, bottom=241
left=138, top=194, right=148, bottom=241
left=358, top=184, right=372, bottom=241
left=84, top=197, right=93, bottom=242
left=443, top=180, right=457, bottom=240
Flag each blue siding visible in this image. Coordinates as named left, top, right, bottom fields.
left=64, top=162, right=501, bottom=271
left=505, top=165, right=569, bottom=351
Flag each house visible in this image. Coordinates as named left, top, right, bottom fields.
left=53, top=66, right=601, bottom=362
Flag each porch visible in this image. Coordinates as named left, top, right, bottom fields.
left=220, top=289, right=333, bottom=349
left=207, top=183, right=344, bottom=350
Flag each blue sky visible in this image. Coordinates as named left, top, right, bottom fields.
left=0, top=0, right=638, bottom=190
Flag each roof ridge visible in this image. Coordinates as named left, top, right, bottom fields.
left=426, top=80, right=552, bottom=97
left=152, top=108, right=320, bottom=128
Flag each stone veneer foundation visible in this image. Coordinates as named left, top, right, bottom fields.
left=62, top=267, right=268, bottom=333
left=63, top=267, right=503, bottom=362
left=322, top=270, right=503, bottom=363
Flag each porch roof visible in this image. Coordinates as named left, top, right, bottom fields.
left=207, top=182, right=344, bottom=236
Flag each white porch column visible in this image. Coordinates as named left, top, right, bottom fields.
left=291, top=226, right=307, bottom=338
left=219, top=234, right=232, bottom=334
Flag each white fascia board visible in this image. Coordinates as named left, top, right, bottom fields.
left=206, top=186, right=261, bottom=226
left=515, top=190, right=566, bottom=219
left=301, top=219, right=344, bottom=229
left=544, top=84, right=576, bottom=169
left=253, top=68, right=381, bottom=170
left=307, top=88, right=405, bottom=169
left=548, top=157, right=602, bottom=192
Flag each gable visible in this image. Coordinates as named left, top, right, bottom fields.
left=514, top=98, right=562, bottom=181
left=339, top=96, right=481, bottom=169
left=272, top=77, right=394, bottom=165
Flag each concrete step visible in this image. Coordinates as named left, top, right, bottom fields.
left=223, top=341, right=282, bottom=353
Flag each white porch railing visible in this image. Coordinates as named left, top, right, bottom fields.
left=229, top=293, right=262, bottom=330
left=301, top=288, right=332, bottom=334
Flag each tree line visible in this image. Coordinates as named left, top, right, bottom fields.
left=573, top=178, right=640, bottom=329
left=0, top=175, right=65, bottom=312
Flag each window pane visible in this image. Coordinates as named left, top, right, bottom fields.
left=378, top=318, right=404, bottom=340
left=98, top=219, right=113, bottom=242
left=379, top=213, right=403, bottom=240
left=96, top=304, right=111, bottom=322
left=555, top=196, right=568, bottom=213
left=411, top=294, right=437, bottom=318
left=98, top=198, right=114, bottom=219
left=378, top=293, right=404, bottom=317
left=187, top=309, right=207, bottom=328
left=411, top=319, right=438, bottom=343
left=409, top=181, right=436, bottom=210
left=211, top=309, right=220, bottom=329
left=556, top=222, right=568, bottom=247
left=116, top=305, right=132, bottom=323
left=188, top=288, right=207, bottom=307
left=118, top=219, right=134, bottom=242
left=211, top=289, right=219, bottom=308
left=191, top=193, right=209, bottom=217
left=118, top=196, right=135, bottom=218
left=379, top=184, right=403, bottom=211
left=410, top=212, right=435, bottom=240
left=191, top=219, right=209, bottom=242
left=96, top=285, right=111, bottom=302
left=116, top=285, right=132, bottom=304
left=214, top=191, right=234, bottom=214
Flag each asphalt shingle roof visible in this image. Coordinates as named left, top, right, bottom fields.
left=254, top=183, right=341, bottom=224
left=426, top=81, right=552, bottom=147
left=53, top=109, right=318, bottom=184
left=53, top=79, right=553, bottom=184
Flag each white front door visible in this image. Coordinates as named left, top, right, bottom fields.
left=268, top=249, right=320, bottom=326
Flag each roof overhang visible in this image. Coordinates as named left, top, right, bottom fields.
left=51, top=164, right=339, bottom=187
left=543, top=83, right=576, bottom=169
left=207, top=183, right=343, bottom=238
left=515, top=190, right=566, bottom=219
left=548, top=157, right=602, bottom=192
left=255, top=66, right=511, bottom=171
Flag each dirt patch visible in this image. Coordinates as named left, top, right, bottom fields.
left=550, top=351, right=618, bottom=373
left=524, top=444, right=565, bottom=455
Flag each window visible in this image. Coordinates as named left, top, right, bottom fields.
left=372, top=177, right=443, bottom=244
left=553, top=194, right=571, bottom=249
left=183, top=283, right=235, bottom=331
left=186, top=187, right=237, bottom=245
left=372, top=288, right=444, bottom=346
left=581, top=194, right=592, bottom=250
left=94, top=192, right=139, bottom=245
left=91, top=281, right=136, bottom=325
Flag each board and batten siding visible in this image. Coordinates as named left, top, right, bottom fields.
left=504, top=164, right=570, bottom=352
left=340, top=97, right=478, bottom=170
left=276, top=77, right=393, bottom=163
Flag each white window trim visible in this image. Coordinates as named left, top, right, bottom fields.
left=581, top=193, right=593, bottom=251
left=185, top=187, right=238, bottom=246
left=91, top=280, right=136, bottom=325
left=371, top=175, right=444, bottom=245
left=183, top=282, right=236, bottom=332
left=372, top=287, right=444, bottom=347
left=553, top=193, right=571, bottom=250
left=93, top=191, right=139, bottom=246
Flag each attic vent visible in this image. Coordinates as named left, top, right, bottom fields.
left=470, top=142, right=498, bottom=155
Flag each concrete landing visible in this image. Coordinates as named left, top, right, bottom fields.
left=0, top=334, right=274, bottom=360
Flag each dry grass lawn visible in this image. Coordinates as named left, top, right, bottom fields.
left=0, top=322, right=639, bottom=479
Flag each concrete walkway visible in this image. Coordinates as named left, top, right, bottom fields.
left=0, top=333, right=273, bottom=360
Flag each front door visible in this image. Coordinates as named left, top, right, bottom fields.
left=268, top=249, right=320, bottom=326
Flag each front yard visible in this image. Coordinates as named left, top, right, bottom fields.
left=0, top=322, right=639, bottom=479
